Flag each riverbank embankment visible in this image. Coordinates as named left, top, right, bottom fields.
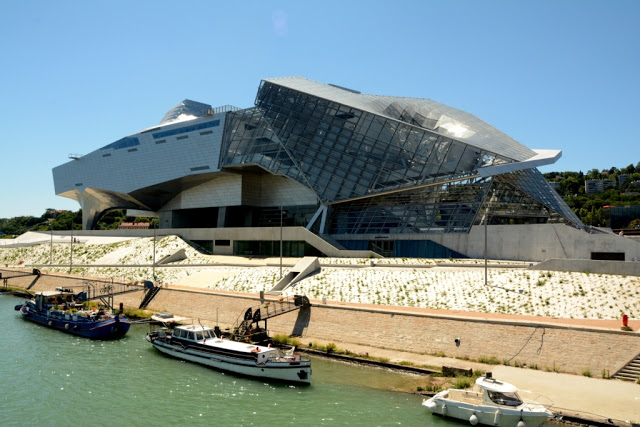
left=5, top=267, right=640, bottom=425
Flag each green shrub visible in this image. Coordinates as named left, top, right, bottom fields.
left=272, top=334, right=291, bottom=345
left=452, top=376, right=472, bottom=389
left=425, top=384, right=442, bottom=393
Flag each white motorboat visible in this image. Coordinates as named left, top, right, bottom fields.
left=422, top=373, right=554, bottom=426
left=146, top=324, right=311, bottom=384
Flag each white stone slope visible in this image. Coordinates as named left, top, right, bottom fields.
left=0, top=235, right=638, bottom=320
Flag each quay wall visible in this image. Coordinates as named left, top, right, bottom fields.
left=8, top=271, right=640, bottom=377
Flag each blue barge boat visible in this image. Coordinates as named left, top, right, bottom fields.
left=15, top=289, right=130, bottom=340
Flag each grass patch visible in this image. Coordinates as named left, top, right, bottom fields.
left=420, top=383, right=442, bottom=393
left=477, top=355, right=500, bottom=365
left=451, top=377, right=472, bottom=389
left=123, top=308, right=152, bottom=319
left=272, top=334, right=301, bottom=347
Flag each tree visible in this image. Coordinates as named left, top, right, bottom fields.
left=96, top=210, right=126, bottom=230
left=559, top=176, right=581, bottom=196
left=621, top=173, right=640, bottom=192
left=586, top=169, right=602, bottom=180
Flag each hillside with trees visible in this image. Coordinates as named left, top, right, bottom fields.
left=0, top=209, right=155, bottom=238
left=543, top=162, right=640, bottom=228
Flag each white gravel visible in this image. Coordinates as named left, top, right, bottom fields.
left=1, top=235, right=638, bottom=320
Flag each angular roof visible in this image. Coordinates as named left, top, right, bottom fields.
left=263, top=76, right=536, bottom=162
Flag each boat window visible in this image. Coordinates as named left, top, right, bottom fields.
left=204, top=329, right=215, bottom=339
left=174, top=329, right=184, bottom=338
left=488, top=391, right=523, bottom=407
left=187, top=332, right=196, bottom=341
left=195, top=332, right=204, bottom=341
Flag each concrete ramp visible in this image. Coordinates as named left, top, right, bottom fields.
left=267, top=257, right=320, bottom=295
left=157, top=248, right=187, bottom=265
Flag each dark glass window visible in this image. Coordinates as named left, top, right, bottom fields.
left=152, top=120, right=220, bottom=139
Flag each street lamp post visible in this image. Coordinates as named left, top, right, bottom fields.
left=153, top=220, right=156, bottom=282
left=69, top=220, right=73, bottom=274
left=483, top=186, right=493, bottom=287
left=484, top=213, right=488, bottom=287
left=280, top=206, right=283, bottom=279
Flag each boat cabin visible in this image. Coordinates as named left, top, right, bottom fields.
left=168, top=325, right=283, bottom=364
left=172, top=325, right=218, bottom=342
left=476, top=375, right=524, bottom=407
left=34, top=291, right=76, bottom=311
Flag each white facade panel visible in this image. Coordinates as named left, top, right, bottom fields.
left=161, top=174, right=243, bottom=211
left=53, top=113, right=226, bottom=195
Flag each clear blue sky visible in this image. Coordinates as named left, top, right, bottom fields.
left=1, top=1, right=638, bottom=218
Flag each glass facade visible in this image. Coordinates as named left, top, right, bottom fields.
left=338, top=239, right=467, bottom=259
left=222, top=82, right=506, bottom=205
left=328, top=177, right=490, bottom=234
left=233, top=240, right=322, bottom=257
left=220, top=77, right=583, bottom=238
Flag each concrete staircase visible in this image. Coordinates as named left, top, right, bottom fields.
left=613, top=353, right=640, bottom=382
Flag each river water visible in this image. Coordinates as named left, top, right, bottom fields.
left=1, top=294, right=459, bottom=427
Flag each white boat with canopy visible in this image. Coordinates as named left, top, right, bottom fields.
left=422, top=373, right=554, bottom=426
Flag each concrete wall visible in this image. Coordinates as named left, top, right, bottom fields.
left=436, top=224, right=640, bottom=262
left=88, top=289, right=640, bottom=376
left=26, top=223, right=640, bottom=262
left=533, top=259, right=640, bottom=276
left=9, top=271, right=640, bottom=377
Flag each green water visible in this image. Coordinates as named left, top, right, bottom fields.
left=1, top=294, right=459, bottom=427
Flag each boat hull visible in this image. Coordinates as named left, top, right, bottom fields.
left=147, top=336, right=311, bottom=384
left=18, top=305, right=130, bottom=340
left=423, top=395, right=551, bottom=427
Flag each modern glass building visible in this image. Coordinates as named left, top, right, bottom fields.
left=53, top=77, right=583, bottom=258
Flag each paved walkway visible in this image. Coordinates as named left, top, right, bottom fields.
left=492, top=365, right=640, bottom=425
left=299, top=335, right=640, bottom=425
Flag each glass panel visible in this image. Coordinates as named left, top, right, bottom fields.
left=221, top=80, right=581, bottom=233
left=328, top=177, right=490, bottom=234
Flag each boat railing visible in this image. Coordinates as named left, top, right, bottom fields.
left=228, top=295, right=310, bottom=342
left=53, top=279, right=148, bottom=310
left=519, top=391, right=554, bottom=409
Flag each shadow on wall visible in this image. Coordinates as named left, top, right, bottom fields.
left=291, top=305, right=311, bottom=336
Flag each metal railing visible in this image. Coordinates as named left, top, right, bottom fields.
left=229, top=295, right=310, bottom=341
